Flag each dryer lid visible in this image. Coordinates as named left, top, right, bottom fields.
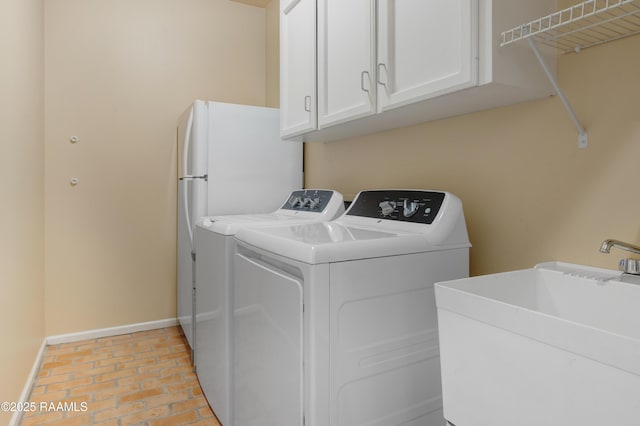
left=195, top=189, right=345, bottom=236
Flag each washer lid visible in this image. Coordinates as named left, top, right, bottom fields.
left=235, top=221, right=461, bottom=264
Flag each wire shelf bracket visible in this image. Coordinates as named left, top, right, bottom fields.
left=500, top=0, right=640, bottom=149
left=528, top=38, right=588, bottom=149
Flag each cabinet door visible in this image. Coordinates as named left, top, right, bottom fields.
left=317, top=0, right=376, bottom=129
left=280, top=0, right=317, bottom=139
left=377, top=0, right=478, bottom=112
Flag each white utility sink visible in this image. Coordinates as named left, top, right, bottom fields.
left=435, top=262, right=640, bottom=426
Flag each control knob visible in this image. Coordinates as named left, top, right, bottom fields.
left=379, top=200, right=396, bottom=217
left=288, top=196, right=302, bottom=208
left=308, top=197, right=321, bottom=210
left=403, top=200, right=419, bottom=218
left=301, top=197, right=313, bottom=208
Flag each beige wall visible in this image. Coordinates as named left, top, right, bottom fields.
left=300, top=14, right=640, bottom=276
left=45, top=0, right=267, bottom=335
left=0, top=0, right=45, bottom=420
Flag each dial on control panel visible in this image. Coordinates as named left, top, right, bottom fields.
left=307, top=197, right=321, bottom=210
left=288, top=196, right=303, bottom=208
left=378, top=200, right=397, bottom=217
left=403, top=200, right=419, bottom=218
left=379, top=199, right=419, bottom=217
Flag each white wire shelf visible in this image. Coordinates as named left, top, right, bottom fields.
left=501, top=0, right=640, bottom=54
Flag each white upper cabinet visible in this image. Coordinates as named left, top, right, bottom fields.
left=376, top=0, right=478, bottom=112
left=317, top=0, right=376, bottom=129
left=281, top=0, right=557, bottom=142
left=280, top=0, right=317, bottom=138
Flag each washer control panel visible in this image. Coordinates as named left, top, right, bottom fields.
left=281, top=190, right=337, bottom=212
left=346, top=190, right=445, bottom=224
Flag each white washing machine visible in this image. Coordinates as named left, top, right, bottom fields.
left=193, top=189, right=344, bottom=426
left=233, top=189, right=471, bottom=426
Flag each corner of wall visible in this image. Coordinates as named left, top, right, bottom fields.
left=0, top=0, right=46, bottom=422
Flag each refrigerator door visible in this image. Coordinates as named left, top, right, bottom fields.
left=206, top=102, right=303, bottom=215
left=177, top=100, right=208, bottom=351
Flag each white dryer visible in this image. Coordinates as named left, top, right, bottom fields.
left=233, top=189, right=471, bottom=426
left=193, top=189, right=344, bottom=426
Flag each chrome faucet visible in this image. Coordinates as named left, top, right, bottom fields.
left=599, top=239, right=640, bottom=275
left=599, top=239, right=640, bottom=255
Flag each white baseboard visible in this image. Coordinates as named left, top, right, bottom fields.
left=9, top=318, right=179, bottom=426
left=9, top=339, right=47, bottom=426
left=46, top=318, right=178, bottom=345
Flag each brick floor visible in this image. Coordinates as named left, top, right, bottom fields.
left=20, top=327, right=221, bottom=426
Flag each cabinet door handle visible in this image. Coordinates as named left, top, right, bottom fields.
left=361, top=71, right=370, bottom=93
left=304, top=95, right=311, bottom=112
left=377, top=63, right=387, bottom=86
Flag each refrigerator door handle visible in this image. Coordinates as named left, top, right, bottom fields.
left=180, top=179, right=194, bottom=248
left=181, top=108, right=194, bottom=178
left=178, top=108, right=208, bottom=181
left=179, top=174, right=208, bottom=181
left=181, top=108, right=195, bottom=247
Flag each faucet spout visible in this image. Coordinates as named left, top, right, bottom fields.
left=599, top=239, right=640, bottom=255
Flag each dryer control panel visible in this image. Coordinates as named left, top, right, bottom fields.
left=280, top=190, right=337, bottom=212
left=346, top=190, right=445, bottom=224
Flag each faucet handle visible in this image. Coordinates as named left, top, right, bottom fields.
left=619, top=258, right=640, bottom=275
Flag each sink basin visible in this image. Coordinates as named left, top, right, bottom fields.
left=435, top=262, right=640, bottom=426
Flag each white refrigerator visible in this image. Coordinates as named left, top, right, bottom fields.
left=177, top=101, right=302, bottom=362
